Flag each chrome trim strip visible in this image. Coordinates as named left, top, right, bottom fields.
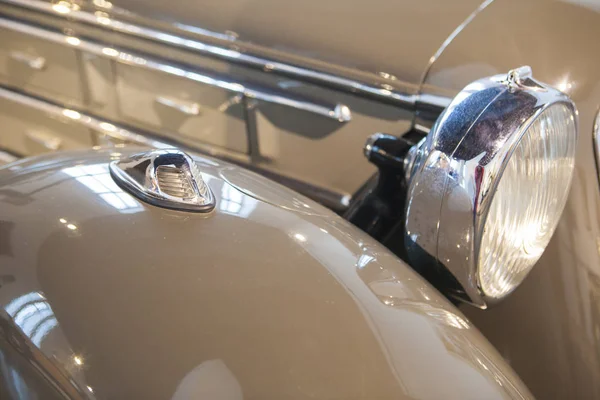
left=0, top=0, right=415, bottom=106
left=411, top=0, right=492, bottom=129
left=154, top=96, right=201, bottom=116
left=8, top=49, right=46, bottom=70
left=24, top=129, right=62, bottom=150
left=0, top=85, right=352, bottom=212
left=416, top=0, right=494, bottom=101
left=0, top=17, right=352, bottom=122
left=0, top=149, right=20, bottom=164
left=593, top=108, right=600, bottom=189
left=416, top=93, right=453, bottom=110
left=0, top=85, right=171, bottom=149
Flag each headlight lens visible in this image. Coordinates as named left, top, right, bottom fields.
left=478, top=104, right=577, bottom=298
left=404, top=67, right=579, bottom=307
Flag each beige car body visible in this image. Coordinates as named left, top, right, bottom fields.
left=0, top=0, right=598, bottom=398
left=0, top=148, right=531, bottom=399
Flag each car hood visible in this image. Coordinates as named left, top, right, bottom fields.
left=0, top=148, right=531, bottom=399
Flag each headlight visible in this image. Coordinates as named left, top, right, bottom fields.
left=478, top=103, right=576, bottom=299
left=405, top=66, right=578, bottom=307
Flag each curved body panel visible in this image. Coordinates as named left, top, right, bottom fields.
left=422, top=0, right=600, bottom=398
left=0, top=148, right=531, bottom=399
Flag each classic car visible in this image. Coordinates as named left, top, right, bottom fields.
left=0, top=0, right=598, bottom=398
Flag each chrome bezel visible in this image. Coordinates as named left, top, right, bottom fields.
left=593, top=108, right=600, bottom=190
left=405, top=66, right=578, bottom=307
left=110, top=149, right=216, bottom=212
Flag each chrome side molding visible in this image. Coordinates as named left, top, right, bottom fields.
left=0, top=0, right=415, bottom=106
left=0, top=86, right=173, bottom=149
left=0, top=85, right=351, bottom=212
left=0, top=149, right=19, bottom=165
left=9, top=50, right=46, bottom=70
left=593, top=108, right=600, bottom=189
left=154, top=96, right=202, bottom=116
left=0, top=86, right=171, bottom=149
left=0, top=17, right=352, bottom=122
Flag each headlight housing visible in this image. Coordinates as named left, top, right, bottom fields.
left=405, top=66, right=578, bottom=307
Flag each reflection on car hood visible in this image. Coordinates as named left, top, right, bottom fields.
left=0, top=148, right=531, bottom=399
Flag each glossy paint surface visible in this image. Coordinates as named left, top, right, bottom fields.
left=0, top=148, right=531, bottom=399
left=421, top=0, right=600, bottom=398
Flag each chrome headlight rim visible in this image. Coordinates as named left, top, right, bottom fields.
left=405, top=66, right=578, bottom=308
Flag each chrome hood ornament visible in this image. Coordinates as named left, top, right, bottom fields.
left=109, top=149, right=215, bottom=212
